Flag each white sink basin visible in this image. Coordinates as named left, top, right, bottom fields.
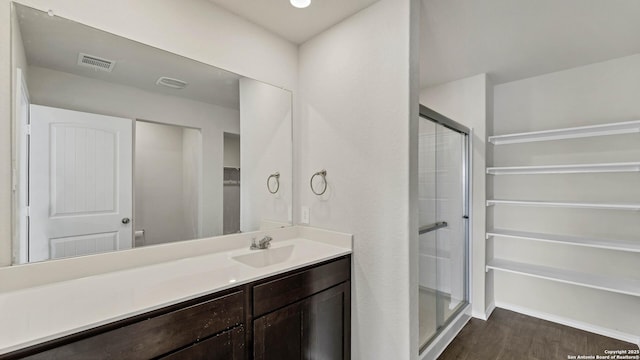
left=232, top=245, right=295, bottom=268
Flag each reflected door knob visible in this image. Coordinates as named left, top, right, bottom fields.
left=122, top=217, right=131, bottom=224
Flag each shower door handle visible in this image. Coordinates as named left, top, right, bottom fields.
left=418, top=221, right=448, bottom=235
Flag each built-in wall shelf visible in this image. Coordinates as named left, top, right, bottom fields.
left=486, top=199, right=640, bottom=211
left=488, top=120, right=640, bottom=145
left=486, top=162, right=640, bottom=175
left=486, top=259, right=640, bottom=297
left=487, top=229, right=640, bottom=253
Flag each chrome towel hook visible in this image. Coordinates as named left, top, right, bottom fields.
left=267, top=172, right=280, bottom=194
left=310, top=169, right=327, bottom=196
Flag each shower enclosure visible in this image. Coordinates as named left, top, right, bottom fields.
left=418, top=105, right=470, bottom=354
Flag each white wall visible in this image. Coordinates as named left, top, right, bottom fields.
left=0, top=0, right=297, bottom=268
left=0, top=1, right=9, bottom=268
left=491, top=54, right=640, bottom=340
left=1, top=4, right=30, bottom=266
left=240, top=78, right=292, bottom=231
left=9, top=7, right=29, bottom=266
left=183, top=129, right=202, bottom=241
left=420, top=73, right=490, bottom=319
left=10, top=8, right=27, bottom=87
left=298, top=0, right=417, bottom=358
left=26, top=66, right=238, bottom=239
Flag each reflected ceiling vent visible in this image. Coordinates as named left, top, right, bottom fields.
left=77, top=53, right=115, bottom=72
left=156, top=77, right=188, bottom=90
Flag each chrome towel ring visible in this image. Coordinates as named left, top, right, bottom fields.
left=310, top=169, right=327, bottom=196
left=267, top=172, right=280, bottom=194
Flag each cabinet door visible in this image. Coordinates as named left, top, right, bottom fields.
left=254, top=301, right=303, bottom=360
left=253, top=282, right=350, bottom=360
left=160, top=326, right=244, bottom=360
left=303, top=282, right=350, bottom=360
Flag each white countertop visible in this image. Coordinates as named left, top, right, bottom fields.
left=0, top=226, right=352, bottom=355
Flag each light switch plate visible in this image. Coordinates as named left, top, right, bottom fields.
left=301, top=206, right=310, bottom=224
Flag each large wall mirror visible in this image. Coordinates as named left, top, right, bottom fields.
left=8, top=3, right=293, bottom=265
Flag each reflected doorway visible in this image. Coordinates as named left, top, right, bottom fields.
left=223, top=132, right=241, bottom=234
left=134, top=120, right=202, bottom=247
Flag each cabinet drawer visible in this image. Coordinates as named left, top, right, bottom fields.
left=22, top=290, right=244, bottom=360
left=253, top=257, right=350, bottom=317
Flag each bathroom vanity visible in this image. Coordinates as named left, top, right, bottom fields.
left=0, top=228, right=352, bottom=360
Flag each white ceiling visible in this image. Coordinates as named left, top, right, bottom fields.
left=208, top=0, right=380, bottom=44
left=16, top=4, right=241, bottom=109
left=420, top=0, right=640, bottom=87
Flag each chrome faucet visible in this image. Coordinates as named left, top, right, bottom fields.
left=250, top=235, right=272, bottom=250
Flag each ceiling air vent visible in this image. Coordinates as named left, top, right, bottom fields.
left=77, top=53, right=116, bottom=72
left=156, top=77, right=188, bottom=90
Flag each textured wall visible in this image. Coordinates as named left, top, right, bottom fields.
left=298, top=0, right=416, bottom=357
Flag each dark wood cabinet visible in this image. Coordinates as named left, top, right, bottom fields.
left=304, top=283, right=350, bottom=360
left=1, top=255, right=351, bottom=360
left=253, top=282, right=350, bottom=360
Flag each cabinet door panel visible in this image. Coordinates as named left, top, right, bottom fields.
left=254, top=302, right=303, bottom=360
left=160, top=326, right=244, bottom=360
left=304, top=282, right=350, bottom=360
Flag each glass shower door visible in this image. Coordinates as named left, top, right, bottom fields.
left=418, top=117, right=439, bottom=347
left=418, top=106, right=469, bottom=352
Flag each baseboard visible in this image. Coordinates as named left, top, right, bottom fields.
left=471, top=301, right=495, bottom=321
left=495, top=301, right=640, bottom=346
left=485, top=301, right=496, bottom=320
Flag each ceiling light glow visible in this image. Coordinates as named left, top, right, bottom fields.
left=290, top=0, right=311, bottom=9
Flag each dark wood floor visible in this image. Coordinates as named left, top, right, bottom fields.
left=439, top=308, right=639, bottom=360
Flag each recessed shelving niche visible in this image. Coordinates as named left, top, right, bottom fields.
left=486, top=119, right=640, bottom=300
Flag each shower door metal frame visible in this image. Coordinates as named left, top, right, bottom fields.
left=418, top=104, right=471, bottom=354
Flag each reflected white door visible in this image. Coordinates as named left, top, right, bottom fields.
left=29, top=105, right=133, bottom=262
